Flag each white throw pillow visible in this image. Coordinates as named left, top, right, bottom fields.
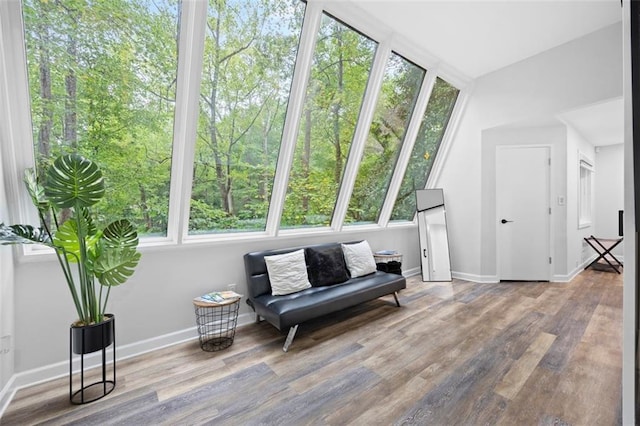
left=342, top=241, right=377, bottom=278
left=265, top=249, right=312, bottom=296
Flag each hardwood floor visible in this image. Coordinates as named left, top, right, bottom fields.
left=2, top=269, right=622, bottom=425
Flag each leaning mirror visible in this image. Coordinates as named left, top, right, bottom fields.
left=416, top=189, right=452, bottom=281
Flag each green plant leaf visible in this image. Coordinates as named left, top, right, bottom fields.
left=53, top=218, right=101, bottom=263
left=0, top=223, right=51, bottom=245
left=23, top=168, right=49, bottom=213
left=45, top=154, right=105, bottom=209
left=95, top=248, right=141, bottom=287
left=101, top=219, right=138, bottom=249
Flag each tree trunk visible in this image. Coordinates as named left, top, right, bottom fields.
left=36, top=4, right=53, bottom=170
left=302, top=104, right=311, bottom=213
left=65, top=33, right=78, bottom=148
left=139, top=185, right=152, bottom=231
left=332, top=29, right=344, bottom=189
left=208, top=8, right=230, bottom=213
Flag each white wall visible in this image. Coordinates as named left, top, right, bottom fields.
left=0, top=146, right=15, bottom=404
left=0, top=0, right=16, bottom=407
left=594, top=144, right=625, bottom=253
left=440, top=22, right=622, bottom=281
left=622, top=3, right=635, bottom=422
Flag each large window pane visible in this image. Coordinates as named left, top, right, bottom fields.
left=345, top=53, right=425, bottom=225
left=23, top=0, right=180, bottom=236
left=390, top=77, right=459, bottom=221
left=190, top=0, right=305, bottom=234
left=279, top=14, right=377, bottom=229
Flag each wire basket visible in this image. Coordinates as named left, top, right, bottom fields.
left=374, top=252, right=403, bottom=275
left=193, top=299, right=240, bottom=352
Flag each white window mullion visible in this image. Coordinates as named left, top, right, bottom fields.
left=331, top=42, right=392, bottom=231
left=265, top=2, right=323, bottom=236
left=377, top=68, right=437, bottom=227
left=169, top=0, right=207, bottom=244
left=0, top=1, right=38, bottom=228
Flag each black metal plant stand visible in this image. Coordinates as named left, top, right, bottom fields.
left=69, top=316, right=116, bottom=404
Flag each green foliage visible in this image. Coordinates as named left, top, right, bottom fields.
left=23, top=0, right=178, bottom=236
left=21, top=0, right=459, bottom=236
left=390, top=78, right=459, bottom=221
left=0, top=155, right=141, bottom=325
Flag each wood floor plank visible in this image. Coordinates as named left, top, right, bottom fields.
left=1, top=270, right=622, bottom=425
left=494, top=331, right=557, bottom=400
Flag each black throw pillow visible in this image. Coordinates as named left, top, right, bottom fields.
left=305, top=246, right=350, bottom=287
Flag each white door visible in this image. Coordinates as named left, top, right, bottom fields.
left=496, top=146, right=550, bottom=281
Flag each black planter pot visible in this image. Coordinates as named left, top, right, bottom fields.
left=71, top=314, right=114, bottom=355
left=69, top=314, right=116, bottom=404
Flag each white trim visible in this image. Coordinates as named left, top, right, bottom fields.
left=332, top=42, right=392, bottom=230
left=173, top=0, right=208, bottom=244
left=451, top=271, right=499, bottom=284
left=378, top=67, right=437, bottom=227
left=577, top=150, right=595, bottom=229
left=265, top=2, right=322, bottom=236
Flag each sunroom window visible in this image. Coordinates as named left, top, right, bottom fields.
left=345, top=52, right=425, bottom=225
left=22, top=0, right=180, bottom=237
left=279, top=13, right=377, bottom=229
left=390, top=77, right=459, bottom=221
left=189, top=0, right=306, bottom=234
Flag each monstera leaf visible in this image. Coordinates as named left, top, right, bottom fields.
left=94, top=248, right=141, bottom=287
left=100, top=219, right=138, bottom=249
left=0, top=223, right=51, bottom=246
left=53, top=213, right=101, bottom=263
left=45, top=154, right=105, bottom=209
left=94, top=219, right=140, bottom=287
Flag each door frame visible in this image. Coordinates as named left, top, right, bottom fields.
left=495, top=144, right=553, bottom=281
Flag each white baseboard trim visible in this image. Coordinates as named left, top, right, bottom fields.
left=402, top=267, right=421, bottom=277
left=0, top=375, right=16, bottom=420
left=0, top=312, right=254, bottom=417
left=451, top=271, right=499, bottom=283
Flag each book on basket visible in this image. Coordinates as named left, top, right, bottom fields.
left=195, top=290, right=241, bottom=304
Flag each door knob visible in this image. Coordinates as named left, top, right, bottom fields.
left=501, top=219, right=513, bottom=224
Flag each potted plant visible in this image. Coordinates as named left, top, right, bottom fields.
left=0, top=154, right=141, bottom=354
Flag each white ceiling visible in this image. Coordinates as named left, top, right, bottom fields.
left=560, top=98, right=623, bottom=146
left=347, top=0, right=623, bottom=147
left=348, top=0, right=622, bottom=79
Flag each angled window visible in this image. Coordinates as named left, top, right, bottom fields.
left=22, top=0, right=180, bottom=236
left=189, top=0, right=306, bottom=234
left=279, top=13, right=377, bottom=229
left=345, top=53, right=425, bottom=225
left=390, top=77, right=459, bottom=221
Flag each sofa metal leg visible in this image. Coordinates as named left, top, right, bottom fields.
left=283, top=325, right=299, bottom=352
left=255, top=314, right=261, bottom=323
left=393, top=292, right=401, bottom=307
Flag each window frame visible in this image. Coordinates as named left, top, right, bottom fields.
left=0, top=0, right=469, bottom=259
left=578, top=153, right=594, bottom=229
